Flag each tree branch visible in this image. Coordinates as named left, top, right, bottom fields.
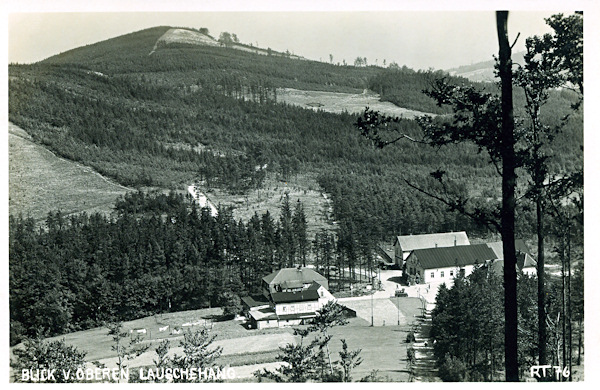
left=510, top=32, right=521, bottom=50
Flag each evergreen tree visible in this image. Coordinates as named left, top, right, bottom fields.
left=292, top=200, right=309, bottom=267
left=11, top=337, right=87, bottom=383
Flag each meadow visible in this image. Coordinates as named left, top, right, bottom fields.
left=9, top=122, right=130, bottom=221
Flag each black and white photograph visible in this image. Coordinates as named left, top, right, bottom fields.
left=4, top=0, right=594, bottom=384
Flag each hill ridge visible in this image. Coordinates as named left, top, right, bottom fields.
left=151, top=27, right=304, bottom=59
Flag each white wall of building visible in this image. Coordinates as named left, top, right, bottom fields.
left=275, top=300, right=319, bottom=316
left=421, top=265, right=476, bottom=283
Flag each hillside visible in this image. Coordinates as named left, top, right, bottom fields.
left=9, top=26, right=582, bottom=241
left=9, top=122, right=130, bottom=221
left=151, top=27, right=304, bottom=59
left=446, top=52, right=526, bottom=82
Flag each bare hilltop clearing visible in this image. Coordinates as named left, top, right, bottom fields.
left=9, top=122, right=131, bottom=221
left=277, top=88, right=435, bottom=118
left=151, top=28, right=302, bottom=59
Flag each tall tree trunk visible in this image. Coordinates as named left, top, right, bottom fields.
left=561, top=238, right=566, bottom=381
left=496, top=11, right=519, bottom=382
left=536, top=198, right=547, bottom=366
left=567, top=223, right=573, bottom=381
left=577, top=318, right=582, bottom=365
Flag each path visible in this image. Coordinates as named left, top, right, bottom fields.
left=410, top=309, right=439, bottom=381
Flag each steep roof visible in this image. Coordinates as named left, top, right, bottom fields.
left=376, top=246, right=395, bottom=265
left=241, top=294, right=270, bottom=309
left=486, top=239, right=531, bottom=259
left=395, top=232, right=470, bottom=252
left=409, top=243, right=497, bottom=270
left=263, top=267, right=328, bottom=288
left=522, top=253, right=537, bottom=268
left=489, top=253, right=538, bottom=274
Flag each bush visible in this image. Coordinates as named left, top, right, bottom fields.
left=438, top=353, right=469, bottom=382
left=218, top=291, right=242, bottom=319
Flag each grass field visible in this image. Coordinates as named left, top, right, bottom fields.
left=10, top=299, right=422, bottom=382
left=28, top=307, right=292, bottom=362
left=9, top=122, right=131, bottom=222
left=276, top=88, right=435, bottom=118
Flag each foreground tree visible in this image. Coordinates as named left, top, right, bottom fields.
left=169, top=329, right=223, bottom=382
left=257, top=328, right=325, bottom=382
left=513, top=11, right=583, bottom=370
left=256, top=301, right=356, bottom=382
left=308, top=301, right=349, bottom=375
left=356, top=11, right=520, bottom=380
left=106, top=322, right=149, bottom=379
left=337, top=339, right=363, bottom=382
left=11, top=337, right=87, bottom=383
left=495, top=12, right=519, bottom=379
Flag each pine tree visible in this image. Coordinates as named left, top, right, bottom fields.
left=292, top=200, right=308, bottom=267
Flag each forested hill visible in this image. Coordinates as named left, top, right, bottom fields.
left=10, top=26, right=582, bottom=243
left=40, top=26, right=379, bottom=93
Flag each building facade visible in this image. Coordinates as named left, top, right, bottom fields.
left=242, top=267, right=334, bottom=329
left=404, top=244, right=497, bottom=284
left=393, top=231, right=470, bottom=269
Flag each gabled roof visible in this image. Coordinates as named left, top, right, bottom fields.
left=248, top=307, right=278, bottom=321
left=263, top=267, right=328, bottom=288
left=486, top=239, right=532, bottom=260
left=489, top=253, right=538, bottom=274
left=376, top=246, right=395, bottom=265
left=522, top=253, right=537, bottom=268
left=409, top=243, right=497, bottom=270
left=241, top=294, right=270, bottom=309
left=395, top=232, right=470, bottom=252
left=271, top=289, right=320, bottom=304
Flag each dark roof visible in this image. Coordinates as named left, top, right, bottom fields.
left=278, top=312, right=317, bottom=321
left=376, top=246, right=395, bottom=265
left=395, top=232, right=470, bottom=252
left=271, top=289, right=320, bottom=304
left=409, top=243, right=497, bottom=270
left=241, top=294, right=270, bottom=309
left=263, top=267, right=328, bottom=290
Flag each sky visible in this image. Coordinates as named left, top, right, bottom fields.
left=4, top=2, right=584, bottom=71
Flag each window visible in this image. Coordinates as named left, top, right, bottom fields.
left=282, top=306, right=287, bottom=313
left=440, top=271, right=445, bottom=278
left=430, top=272, right=435, bottom=279
left=450, top=270, right=454, bottom=277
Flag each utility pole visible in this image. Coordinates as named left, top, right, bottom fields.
left=371, top=288, right=374, bottom=327
left=397, top=294, right=400, bottom=325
